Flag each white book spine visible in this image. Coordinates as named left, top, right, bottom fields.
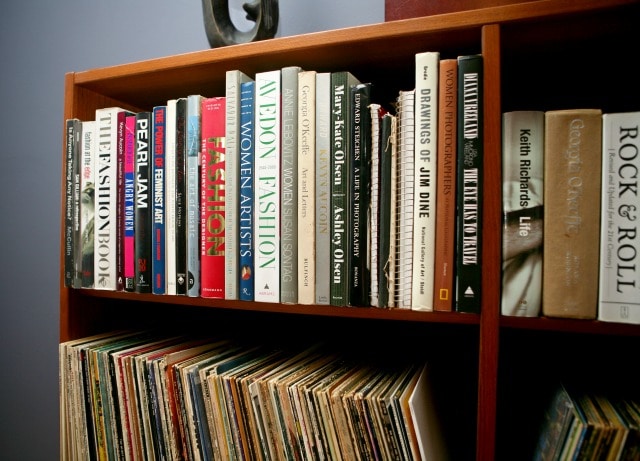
left=298, top=70, right=317, bottom=304
left=411, top=51, right=439, bottom=310
left=315, top=72, right=331, bottom=305
left=225, top=70, right=253, bottom=300
left=598, top=111, right=640, bottom=324
left=165, top=100, right=177, bottom=295
left=94, top=107, right=125, bottom=290
left=254, top=70, right=281, bottom=302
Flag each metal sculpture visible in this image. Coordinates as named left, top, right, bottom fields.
left=202, top=0, right=279, bottom=48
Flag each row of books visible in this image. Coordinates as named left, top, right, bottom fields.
left=59, top=330, right=447, bottom=461
left=64, top=52, right=485, bottom=312
left=500, top=109, right=640, bottom=324
left=533, top=383, right=640, bottom=460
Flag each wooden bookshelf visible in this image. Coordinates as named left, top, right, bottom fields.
left=59, top=1, right=640, bottom=459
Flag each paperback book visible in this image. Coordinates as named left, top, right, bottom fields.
left=152, top=105, right=167, bottom=295
left=80, top=120, right=96, bottom=288
left=134, top=111, right=152, bottom=293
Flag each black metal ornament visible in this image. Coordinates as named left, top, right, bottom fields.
left=202, top=0, right=279, bottom=48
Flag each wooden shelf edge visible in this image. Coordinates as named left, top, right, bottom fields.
left=500, top=315, right=640, bottom=336
left=75, top=288, right=481, bottom=325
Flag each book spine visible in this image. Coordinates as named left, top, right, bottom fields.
left=95, top=108, right=125, bottom=290
left=378, top=113, right=397, bottom=307
left=254, top=70, right=281, bottom=302
left=348, top=82, right=372, bottom=306
left=433, top=58, right=457, bottom=312
left=315, top=72, right=331, bottom=305
left=501, top=110, right=544, bottom=317
left=165, top=100, right=177, bottom=295
left=116, top=111, right=128, bottom=291
left=152, top=106, right=167, bottom=295
left=329, top=71, right=359, bottom=306
left=64, top=119, right=79, bottom=287
left=239, top=81, right=255, bottom=301
left=80, top=120, right=96, bottom=288
left=298, top=70, right=317, bottom=305
left=368, top=103, right=383, bottom=307
left=225, top=70, right=252, bottom=300
left=186, top=95, right=203, bottom=297
left=175, top=98, right=188, bottom=295
left=200, top=96, right=226, bottom=299
left=598, top=111, right=640, bottom=324
left=455, top=54, right=483, bottom=313
left=124, top=116, right=136, bottom=291
left=397, top=89, right=416, bottom=309
left=412, top=51, right=439, bottom=311
left=280, top=66, right=301, bottom=304
left=543, top=109, right=602, bottom=319
left=134, top=111, right=152, bottom=293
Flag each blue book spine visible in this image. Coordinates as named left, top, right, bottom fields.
left=239, top=81, right=255, bottom=301
left=152, top=106, right=167, bottom=294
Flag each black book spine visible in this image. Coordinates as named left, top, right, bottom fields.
left=175, top=98, right=188, bottom=295
left=348, top=83, right=372, bottom=306
left=135, top=111, right=152, bottom=293
left=455, top=54, right=483, bottom=313
left=378, top=113, right=395, bottom=308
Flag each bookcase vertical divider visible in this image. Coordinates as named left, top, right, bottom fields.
left=476, top=23, right=502, bottom=461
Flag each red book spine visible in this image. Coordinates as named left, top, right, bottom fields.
left=200, top=97, right=226, bottom=298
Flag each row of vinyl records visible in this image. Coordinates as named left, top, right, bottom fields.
left=500, top=109, right=640, bottom=324
left=533, top=383, right=640, bottom=460
left=59, top=330, right=448, bottom=461
left=63, top=51, right=485, bottom=313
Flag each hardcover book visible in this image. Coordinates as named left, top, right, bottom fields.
left=455, top=54, right=483, bottom=313
left=152, top=106, right=167, bottom=295
left=165, top=99, right=177, bottom=295
left=501, top=110, right=544, bottom=317
left=280, top=66, right=302, bottom=304
left=543, top=108, right=602, bottom=319
left=225, top=70, right=253, bottom=300
left=64, top=118, right=81, bottom=288
left=239, top=81, right=255, bottom=301
left=433, top=58, right=457, bottom=312
left=95, top=107, right=132, bottom=290
left=412, top=51, right=439, bottom=311
left=598, top=111, right=640, bottom=324
left=186, top=94, right=204, bottom=297
left=348, top=82, right=372, bottom=307
left=315, top=72, right=331, bottom=305
left=175, top=98, right=188, bottom=295
left=200, top=96, right=226, bottom=299
left=123, top=115, right=136, bottom=292
left=80, top=120, right=96, bottom=288
left=329, top=71, right=360, bottom=306
left=134, top=111, right=152, bottom=293
left=397, top=89, right=416, bottom=309
left=254, top=70, right=281, bottom=302
left=298, top=70, right=317, bottom=305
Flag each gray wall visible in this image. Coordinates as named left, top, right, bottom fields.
left=0, top=1, right=383, bottom=458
